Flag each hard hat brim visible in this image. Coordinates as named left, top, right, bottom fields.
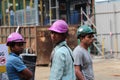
left=6, top=40, right=26, bottom=46
left=48, top=27, right=67, bottom=33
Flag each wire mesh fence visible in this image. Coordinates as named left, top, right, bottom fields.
left=15, top=8, right=37, bottom=26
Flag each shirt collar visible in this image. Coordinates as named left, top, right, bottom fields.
left=57, top=41, right=66, bottom=46
left=54, top=41, right=67, bottom=49
left=10, top=52, right=19, bottom=57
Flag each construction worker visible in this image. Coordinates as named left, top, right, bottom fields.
left=49, top=20, right=76, bottom=80
left=73, top=25, right=95, bottom=80
left=6, top=32, right=33, bottom=80
left=9, top=6, right=15, bottom=26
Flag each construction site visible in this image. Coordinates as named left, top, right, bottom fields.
left=0, top=0, right=120, bottom=80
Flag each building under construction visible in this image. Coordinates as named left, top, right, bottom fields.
left=0, top=0, right=96, bottom=66
left=0, top=0, right=95, bottom=26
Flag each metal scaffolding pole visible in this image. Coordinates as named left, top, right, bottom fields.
left=49, top=0, right=59, bottom=25
left=56, top=0, right=59, bottom=20
left=34, top=0, right=39, bottom=25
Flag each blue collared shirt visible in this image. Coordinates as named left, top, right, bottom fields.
left=50, top=41, right=76, bottom=80
left=6, top=53, right=27, bottom=80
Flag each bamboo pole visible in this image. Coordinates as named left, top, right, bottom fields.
left=30, top=0, right=33, bottom=8
left=113, top=4, right=118, bottom=58
left=23, top=0, right=26, bottom=25
left=81, top=8, right=83, bottom=26
left=2, top=0, right=5, bottom=25
left=114, top=37, right=118, bottom=58
left=7, top=0, right=10, bottom=26
left=40, top=0, right=43, bottom=25
left=81, top=9, right=96, bottom=28
left=49, top=0, right=52, bottom=25
left=29, top=0, right=33, bottom=25
left=13, top=0, right=16, bottom=11
left=102, top=37, right=105, bottom=58
left=92, top=0, right=95, bottom=15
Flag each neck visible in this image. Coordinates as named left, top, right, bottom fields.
left=11, top=51, right=21, bottom=56
left=80, top=43, right=89, bottom=50
left=54, top=40, right=65, bottom=47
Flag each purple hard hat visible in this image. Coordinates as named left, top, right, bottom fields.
left=6, top=32, right=26, bottom=46
left=49, top=20, right=68, bottom=33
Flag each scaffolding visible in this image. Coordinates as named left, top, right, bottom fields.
left=0, top=0, right=95, bottom=26
left=0, top=0, right=38, bottom=26
left=49, top=0, right=59, bottom=25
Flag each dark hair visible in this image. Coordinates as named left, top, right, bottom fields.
left=7, top=42, right=16, bottom=47
left=9, top=6, right=14, bottom=11
left=77, top=33, right=87, bottom=39
left=61, top=31, right=69, bottom=38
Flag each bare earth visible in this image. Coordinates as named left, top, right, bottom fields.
left=35, top=58, right=120, bottom=80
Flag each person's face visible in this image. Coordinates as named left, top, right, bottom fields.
left=82, top=34, right=94, bottom=46
left=12, top=42, right=25, bottom=55
left=50, top=31, right=63, bottom=44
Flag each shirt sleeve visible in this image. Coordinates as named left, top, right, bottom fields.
left=50, top=50, right=65, bottom=80
left=12, top=57, right=27, bottom=72
left=73, top=48, right=83, bottom=66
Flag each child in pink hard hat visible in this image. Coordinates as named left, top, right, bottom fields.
left=6, top=32, right=33, bottom=80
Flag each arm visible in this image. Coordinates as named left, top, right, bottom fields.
left=13, top=57, right=33, bottom=80
left=19, top=68, right=33, bottom=80
left=74, top=65, right=85, bottom=80
left=73, top=46, right=85, bottom=80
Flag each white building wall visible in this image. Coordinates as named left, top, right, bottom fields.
left=95, top=2, right=120, bottom=53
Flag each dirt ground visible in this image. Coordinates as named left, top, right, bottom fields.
left=35, top=58, right=120, bottom=80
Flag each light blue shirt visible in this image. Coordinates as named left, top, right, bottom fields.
left=6, top=53, right=27, bottom=80
left=50, top=41, right=76, bottom=80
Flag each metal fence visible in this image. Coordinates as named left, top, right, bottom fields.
left=15, top=8, right=37, bottom=26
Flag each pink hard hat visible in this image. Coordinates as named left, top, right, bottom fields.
left=6, top=32, right=26, bottom=46
left=49, top=20, right=68, bottom=33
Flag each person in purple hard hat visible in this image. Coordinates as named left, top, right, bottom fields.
left=49, top=20, right=76, bottom=80
left=6, top=32, right=33, bottom=80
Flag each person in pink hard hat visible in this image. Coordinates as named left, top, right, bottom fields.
left=6, top=32, right=33, bottom=80
left=49, top=20, right=76, bottom=80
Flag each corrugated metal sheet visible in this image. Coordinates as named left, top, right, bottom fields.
left=95, top=2, right=120, bottom=53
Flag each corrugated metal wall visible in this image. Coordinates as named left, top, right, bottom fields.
left=95, top=2, right=120, bottom=54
